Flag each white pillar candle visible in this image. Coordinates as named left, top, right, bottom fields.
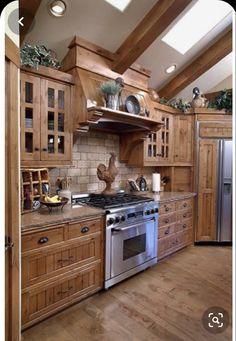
left=152, top=173, right=160, bottom=192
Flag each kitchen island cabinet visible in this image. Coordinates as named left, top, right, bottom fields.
left=21, top=206, right=104, bottom=329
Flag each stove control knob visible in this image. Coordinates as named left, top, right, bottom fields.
left=115, top=216, right=120, bottom=224
left=155, top=207, right=158, bottom=213
left=107, top=218, right=114, bottom=226
left=120, top=215, right=126, bottom=222
left=151, top=209, right=155, bottom=214
left=146, top=210, right=151, bottom=215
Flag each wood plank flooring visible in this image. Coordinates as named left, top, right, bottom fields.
left=22, top=245, right=232, bottom=341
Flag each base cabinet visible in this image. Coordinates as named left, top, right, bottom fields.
left=21, top=216, right=104, bottom=329
left=158, top=198, right=194, bottom=260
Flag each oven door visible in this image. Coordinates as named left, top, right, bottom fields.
left=111, top=218, right=157, bottom=278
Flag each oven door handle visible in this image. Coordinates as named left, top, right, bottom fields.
left=111, top=218, right=155, bottom=232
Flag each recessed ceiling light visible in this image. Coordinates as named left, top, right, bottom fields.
left=165, top=64, right=177, bottom=74
left=162, top=0, right=232, bottom=55
left=49, top=0, right=67, bottom=17
left=104, top=0, right=132, bottom=12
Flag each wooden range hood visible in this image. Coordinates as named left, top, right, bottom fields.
left=62, top=36, right=163, bottom=134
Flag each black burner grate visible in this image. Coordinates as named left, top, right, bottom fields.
left=78, top=193, right=153, bottom=209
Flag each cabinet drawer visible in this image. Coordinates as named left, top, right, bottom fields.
left=176, top=198, right=193, bottom=211
left=176, top=209, right=192, bottom=221
left=22, top=262, right=102, bottom=327
left=175, top=218, right=192, bottom=233
left=159, top=202, right=175, bottom=215
left=22, top=233, right=102, bottom=289
left=68, top=219, right=101, bottom=240
left=158, top=223, right=175, bottom=239
left=178, top=229, right=193, bottom=246
left=159, top=213, right=176, bottom=227
left=22, top=226, right=64, bottom=252
left=158, top=234, right=179, bottom=259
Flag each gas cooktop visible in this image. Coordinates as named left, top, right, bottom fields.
left=71, top=192, right=153, bottom=209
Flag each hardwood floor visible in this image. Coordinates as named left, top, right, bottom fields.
left=22, top=246, right=232, bottom=341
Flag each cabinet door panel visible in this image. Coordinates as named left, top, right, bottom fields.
left=22, top=233, right=102, bottom=288
left=196, top=140, right=218, bottom=241
left=144, top=112, right=173, bottom=164
left=40, top=79, right=71, bottom=161
left=174, top=115, right=193, bottom=163
left=22, top=263, right=102, bottom=326
left=20, top=73, right=41, bottom=160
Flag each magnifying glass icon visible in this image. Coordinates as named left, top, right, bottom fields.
left=212, top=316, right=220, bottom=324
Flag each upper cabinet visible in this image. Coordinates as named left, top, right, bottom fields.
left=174, top=115, right=193, bottom=164
left=120, top=105, right=194, bottom=167
left=20, top=67, right=74, bottom=167
left=144, top=112, right=174, bottom=165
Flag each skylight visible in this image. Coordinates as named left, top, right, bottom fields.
left=162, top=0, right=232, bottom=55
left=104, top=0, right=132, bottom=12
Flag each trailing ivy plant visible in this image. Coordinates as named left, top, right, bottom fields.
left=20, top=44, right=61, bottom=69
left=159, top=97, right=191, bottom=113
left=207, top=89, right=232, bottom=112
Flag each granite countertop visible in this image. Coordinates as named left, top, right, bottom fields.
left=21, top=191, right=196, bottom=231
left=137, top=191, right=196, bottom=203
left=21, top=204, right=104, bottom=231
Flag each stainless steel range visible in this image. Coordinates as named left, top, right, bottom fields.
left=71, top=192, right=158, bottom=288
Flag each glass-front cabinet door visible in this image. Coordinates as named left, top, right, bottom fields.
left=144, top=113, right=173, bottom=164
left=40, top=79, right=71, bottom=161
left=20, top=73, right=41, bottom=161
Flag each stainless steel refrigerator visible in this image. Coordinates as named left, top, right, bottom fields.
left=217, top=139, right=232, bottom=242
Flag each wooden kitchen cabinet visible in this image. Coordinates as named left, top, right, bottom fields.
left=21, top=215, right=104, bottom=329
left=174, top=115, right=193, bottom=164
left=144, top=112, right=174, bottom=165
left=196, top=139, right=218, bottom=241
left=158, top=197, right=194, bottom=260
left=20, top=67, right=74, bottom=167
left=194, top=113, right=232, bottom=242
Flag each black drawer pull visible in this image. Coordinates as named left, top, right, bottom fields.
left=183, top=214, right=187, bottom=218
left=165, top=207, right=170, bottom=212
left=165, top=229, right=170, bottom=235
left=183, top=224, right=187, bottom=229
left=164, top=219, right=170, bottom=224
left=58, top=286, right=73, bottom=295
left=183, top=203, right=187, bottom=207
left=81, top=226, right=89, bottom=233
left=38, top=236, right=49, bottom=244
left=34, top=147, right=39, bottom=151
left=42, top=148, right=48, bottom=152
left=57, top=256, right=74, bottom=263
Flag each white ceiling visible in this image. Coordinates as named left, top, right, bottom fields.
left=24, top=0, right=234, bottom=101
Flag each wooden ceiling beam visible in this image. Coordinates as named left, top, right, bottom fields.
left=158, top=27, right=232, bottom=99
left=19, top=0, right=42, bottom=45
left=112, top=0, right=192, bottom=75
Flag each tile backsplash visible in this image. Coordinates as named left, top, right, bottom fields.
left=49, top=131, right=158, bottom=193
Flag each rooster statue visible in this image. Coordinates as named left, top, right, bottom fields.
left=97, top=153, right=118, bottom=195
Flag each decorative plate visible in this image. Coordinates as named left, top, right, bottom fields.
left=125, top=95, right=141, bottom=115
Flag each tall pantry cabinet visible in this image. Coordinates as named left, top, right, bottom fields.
left=194, top=111, right=232, bottom=242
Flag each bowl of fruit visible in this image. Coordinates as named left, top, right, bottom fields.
left=40, top=195, right=69, bottom=212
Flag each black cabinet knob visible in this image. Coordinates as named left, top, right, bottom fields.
left=81, top=226, right=89, bottom=233
left=35, top=147, right=40, bottom=151
left=38, top=236, right=49, bottom=244
left=42, top=148, right=48, bottom=151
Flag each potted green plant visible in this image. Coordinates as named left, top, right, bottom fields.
left=207, top=89, right=232, bottom=112
left=20, top=44, right=61, bottom=69
left=99, top=80, right=121, bottom=110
